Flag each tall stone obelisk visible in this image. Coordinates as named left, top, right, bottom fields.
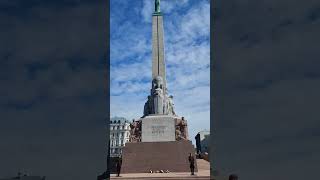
left=152, top=0, right=167, bottom=93
left=143, top=0, right=176, bottom=117
left=127, top=0, right=189, bottom=143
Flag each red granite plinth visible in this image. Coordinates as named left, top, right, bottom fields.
left=121, top=141, right=197, bottom=173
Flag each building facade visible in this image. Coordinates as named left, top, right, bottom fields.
left=195, top=130, right=210, bottom=154
left=109, top=117, right=131, bottom=157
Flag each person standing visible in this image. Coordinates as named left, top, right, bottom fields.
left=116, top=157, right=122, bottom=177
left=188, top=153, right=195, bottom=175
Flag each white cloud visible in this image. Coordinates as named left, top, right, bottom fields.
left=162, top=0, right=190, bottom=13
left=141, top=0, right=153, bottom=23
left=111, top=59, right=151, bottom=82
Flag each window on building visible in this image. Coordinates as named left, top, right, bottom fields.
left=121, top=132, right=124, bottom=137
left=121, top=140, right=123, bottom=146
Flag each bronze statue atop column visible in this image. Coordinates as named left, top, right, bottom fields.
left=155, top=0, right=161, bottom=13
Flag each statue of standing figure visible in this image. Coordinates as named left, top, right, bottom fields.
left=152, top=76, right=165, bottom=114
left=167, top=95, right=176, bottom=115
left=155, top=0, right=161, bottom=13
left=129, top=120, right=142, bottom=142
left=142, top=73, right=178, bottom=116
left=175, top=117, right=188, bottom=140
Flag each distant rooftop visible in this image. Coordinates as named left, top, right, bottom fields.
left=110, top=116, right=129, bottom=124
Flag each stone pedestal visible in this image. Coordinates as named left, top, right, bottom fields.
left=121, top=141, right=197, bottom=173
left=141, top=115, right=175, bottom=142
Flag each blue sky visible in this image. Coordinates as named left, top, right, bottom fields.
left=110, top=0, right=210, bottom=143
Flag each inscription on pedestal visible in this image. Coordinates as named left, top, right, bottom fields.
left=152, top=125, right=166, bottom=134
left=141, top=115, right=175, bottom=142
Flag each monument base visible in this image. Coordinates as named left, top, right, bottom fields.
left=141, top=115, right=176, bottom=142
left=121, top=140, right=198, bottom=173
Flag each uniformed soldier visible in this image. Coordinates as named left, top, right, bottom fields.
left=188, top=153, right=195, bottom=175
left=116, top=157, right=122, bottom=177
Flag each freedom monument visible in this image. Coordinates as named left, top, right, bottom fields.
left=120, top=0, right=197, bottom=173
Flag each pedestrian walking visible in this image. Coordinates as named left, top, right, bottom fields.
left=116, top=157, right=122, bottom=177
left=188, top=153, right=195, bottom=175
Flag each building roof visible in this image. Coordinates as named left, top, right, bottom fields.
left=110, top=116, right=129, bottom=124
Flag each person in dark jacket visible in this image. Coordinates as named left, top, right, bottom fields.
left=116, top=157, right=122, bottom=177
left=188, top=153, right=195, bottom=175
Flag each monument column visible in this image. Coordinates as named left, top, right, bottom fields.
left=152, top=0, right=167, bottom=92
